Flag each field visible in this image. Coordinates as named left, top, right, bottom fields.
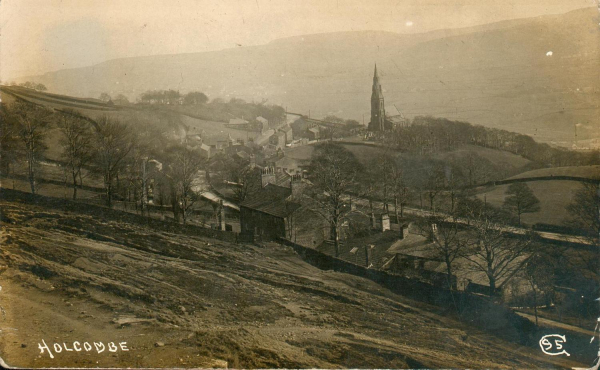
left=285, top=142, right=532, bottom=188
left=0, top=189, right=585, bottom=369
left=473, top=165, right=600, bottom=226
left=179, top=114, right=261, bottom=143
left=474, top=180, right=584, bottom=226
left=507, top=165, right=600, bottom=180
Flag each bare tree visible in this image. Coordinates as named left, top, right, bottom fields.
left=375, top=151, right=412, bottom=221
left=564, top=182, right=600, bottom=286
left=359, top=160, right=380, bottom=227
left=0, top=104, right=20, bottom=176
left=162, top=144, right=205, bottom=225
left=443, top=169, right=467, bottom=216
left=230, top=164, right=261, bottom=203
left=463, top=206, right=536, bottom=294
left=416, top=217, right=467, bottom=290
left=113, top=94, right=130, bottom=105
left=390, top=161, right=410, bottom=220
left=9, top=101, right=51, bottom=194
left=183, top=91, right=209, bottom=105
left=122, top=122, right=166, bottom=215
left=566, top=182, right=600, bottom=244
left=308, top=143, right=361, bottom=257
left=425, top=163, right=446, bottom=214
left=522, top=253, right=555, bottom=327
left=99, top=93, right=112, bottom=102
left=57, top=110, right=93, bottom=199
left=503, top=182, right=540, bottom=226
left=377, top=152, right=397, bottom=213
left=91, top=116, right=133, bottom=207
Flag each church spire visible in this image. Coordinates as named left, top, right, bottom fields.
left=369, top=63, right=386, bottom=132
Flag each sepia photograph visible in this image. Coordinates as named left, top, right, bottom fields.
left=0, top=0, right=599, bottom=368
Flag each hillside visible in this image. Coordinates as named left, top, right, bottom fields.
left=472, top=166, right=600, bottom=227
left=285, top=142, right=532, bottom=188
left=14, top=7, right=600, bottom=146
left=507, top=165, right=600, bottom=180
left=0, top=189, right=585, bottom=368
left=0, top=86, right=261, bottom=161
left=475, top=180, right=584, bottom=227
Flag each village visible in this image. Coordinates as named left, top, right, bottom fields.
left=1, top=3, right=600, bottom=366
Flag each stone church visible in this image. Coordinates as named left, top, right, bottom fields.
left=368, top=64, right=406, bottom=132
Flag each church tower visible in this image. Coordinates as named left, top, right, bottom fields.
left=369, top=64, right=386, bottom=132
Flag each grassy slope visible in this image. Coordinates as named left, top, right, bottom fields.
left=475, top=180, right=584, bottom=226
left=285, top=142, right=532, bottom=187
left=475, top=166, right=600, bottom=226
left=0, top=191, right=583, bottom=369
left=287, top=142, right=590, bottom=226
left=508, top=165, right=600, bottom=180
left=433, top=144, right=532, bottom=172
left=0, top=87, right=260, bottom=160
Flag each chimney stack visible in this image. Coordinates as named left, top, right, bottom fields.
left=218, top=200, right=226, bottom=231
left=261, top=166, right=276, bottom=187
left=427, top=223, right=437, bottom=241
left=290, top=174, right=304, bottom=198
left=399, top=222, right=410, bottom=240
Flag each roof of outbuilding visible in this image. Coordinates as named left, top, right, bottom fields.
left=240, top=183, right=301, bottom=218
left=317, top=230, right=399, bottom=269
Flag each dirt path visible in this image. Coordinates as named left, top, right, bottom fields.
left=516, top=311, right=596, bottom=337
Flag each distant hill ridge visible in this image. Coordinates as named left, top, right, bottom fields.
left=13, top=7, right=600, bottom=146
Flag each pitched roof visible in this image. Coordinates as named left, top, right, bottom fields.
left=203, top=133, right=234, bottom=146
left=235, top=151, right=250, bottom=160
left=275, top=156, right=303, bottom=169
left=240, top=183, right=301, bottom=218
left=387, top=233, right=436, bottom=255
left=317, top=231, right=399, bottom=269
left=229, top=118, right=249, bottom=125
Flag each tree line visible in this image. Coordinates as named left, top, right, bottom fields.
left=4, top=81, right=48, bottom=91
left=117, top=90, right=286, bottom=125
left=385, top=116, right=600, bottom=168
left=0, top=101, right=207, bottom=225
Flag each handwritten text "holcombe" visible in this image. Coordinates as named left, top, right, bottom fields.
left=38, top=339, right=129, bottom=359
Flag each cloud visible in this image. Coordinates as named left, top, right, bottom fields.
left=546, top=51, right=553, bottom=56
left=405, top=21, right=414, bottom=27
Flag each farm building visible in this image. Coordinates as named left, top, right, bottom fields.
left=240, top=183, right=301, bottom=241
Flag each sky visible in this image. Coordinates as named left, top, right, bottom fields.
left=0, top=0, right=596, bottom=80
